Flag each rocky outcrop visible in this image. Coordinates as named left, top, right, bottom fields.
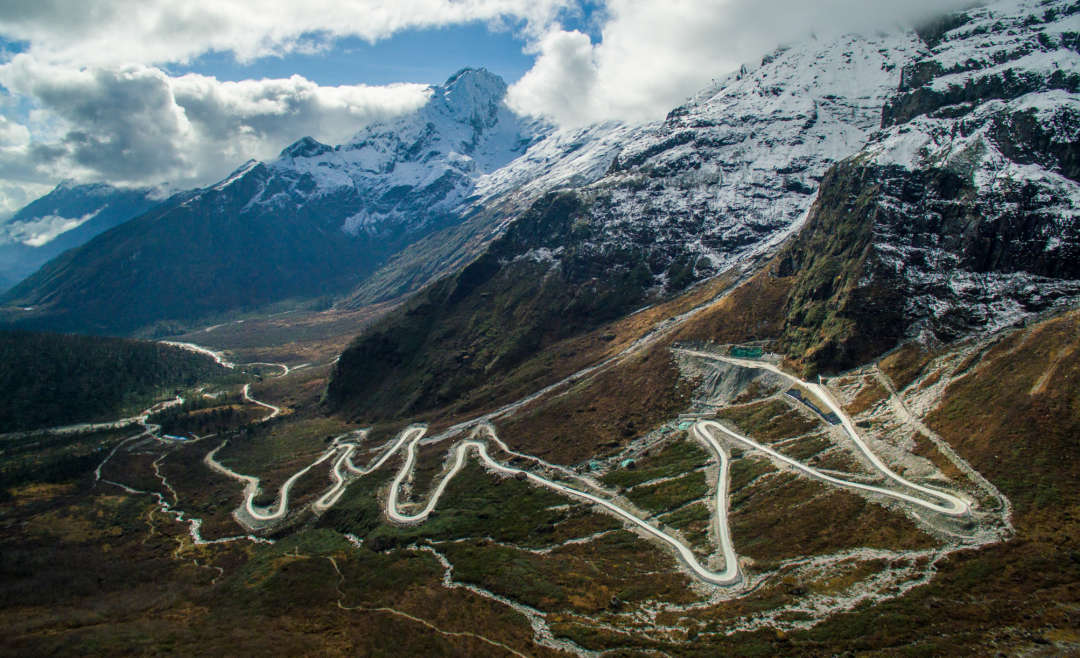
left=774, top=0, right=1080, bottom=372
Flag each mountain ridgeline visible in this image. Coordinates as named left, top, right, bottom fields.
left=328, top=0, right=1080, bottom=418
left=0, top=68, right=543, bottom=334
left=1, top=162, right=385, bottom=334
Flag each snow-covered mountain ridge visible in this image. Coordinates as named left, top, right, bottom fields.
left=478, top=0, right=1079, bottom=344
left=559, top=30, right=924, bottom=287
left=846, top=0, right=1080, bottom=345
left=6, top=0, right=1080, bottom=343
left=0, top=69, right=562, bottom=331
left=502, top=0, right=1080, bottom=361
left=339, top=29, right=930, bottom=309
left=214, top=68, right=549, bottom=237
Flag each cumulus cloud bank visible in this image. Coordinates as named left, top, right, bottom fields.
left=508, top=0, right=975, bottom=125
left=0, top=0, right=971, bottom=213
left=0, top=58, right=430, bottom=187
left=0, top=0, right=571, bottom=67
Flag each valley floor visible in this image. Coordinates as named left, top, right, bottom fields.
left=3, top=292, right=1078, bottom=657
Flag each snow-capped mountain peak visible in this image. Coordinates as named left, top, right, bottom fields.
left=435, top=67, right=508, bottom=130
left=217, top=68, right=549, bottom=236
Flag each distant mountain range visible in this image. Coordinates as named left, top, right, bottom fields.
left=0, top=68, right=547, bottom=333
left=0, top=181, right=181, bottom=292
left=3, top=0, right=1080, bottom=354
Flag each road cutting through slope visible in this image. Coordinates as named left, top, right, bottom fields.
left=675, top=350, right=970, bottom=516
left=242, top=383, right=281, bottom=422
left=205, top=354, right=976, bottom=588
left=160, top=341, right=236, bottom=368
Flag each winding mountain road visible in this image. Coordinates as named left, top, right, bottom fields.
left=676, top=350, right=970, bottom=516
left=241, top=383, right=281, bottom=422
left=203, top=353, right=980, bottom=588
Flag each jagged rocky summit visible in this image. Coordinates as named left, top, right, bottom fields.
left=256, top=67, right=547, bottom=236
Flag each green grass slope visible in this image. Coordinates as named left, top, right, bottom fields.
left=326, top=191, right=666, bottom=421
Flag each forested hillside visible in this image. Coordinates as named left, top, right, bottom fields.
left=0, top=331, right=227, bottom=432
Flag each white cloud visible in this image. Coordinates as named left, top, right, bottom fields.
left=0, top=107, right=57, bottom=218
left=0, top=180, right=50, bottom=221
left=0, top=58, right=431, bottom=191
left=505, top=30, right=600, bottom=127
left=0, top=208, right=101, bottom=246
left=0, top=0, right=573, bottom=67
left=509, top=0, right=974, bottom=125
left=0, top=114, right=29, bottom=145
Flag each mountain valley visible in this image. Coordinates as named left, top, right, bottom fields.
left=1, top=1, right=1080, bottom=656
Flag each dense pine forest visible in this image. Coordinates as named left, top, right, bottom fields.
left=0, top=330, right=227, bottom=432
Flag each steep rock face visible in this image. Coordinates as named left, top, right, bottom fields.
left=771, top=160, right=906, bottom=370
left=326, top=191, right=661, bottom=420
left=336, top=33, right=923, bottom=310
left=512, top=31, right=923, bottom=298
left=883, top=0, right=1080, bottom=128
left=0, top=182, right=179, bottom=291
left=776, top=0, right=1080, bottom=370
